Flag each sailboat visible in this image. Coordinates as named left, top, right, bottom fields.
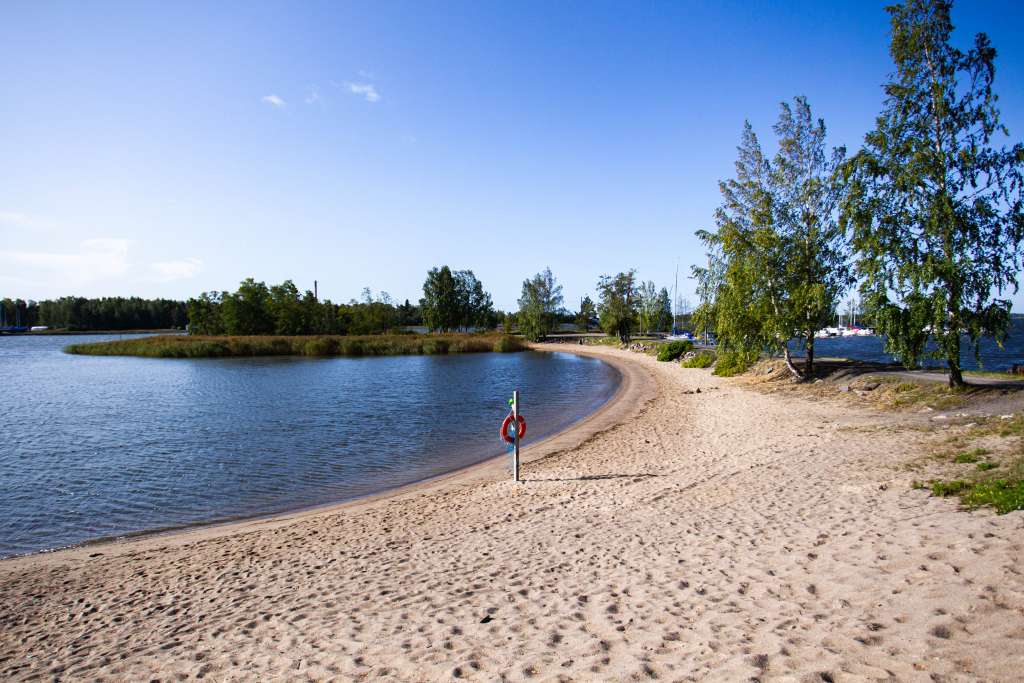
left=666, top=262, right=696, bottom=342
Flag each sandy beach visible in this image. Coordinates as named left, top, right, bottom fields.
left=2, top=345, right=1023, bottom=681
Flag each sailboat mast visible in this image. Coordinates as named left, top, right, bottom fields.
left=673, top=261, right=679, bottom=333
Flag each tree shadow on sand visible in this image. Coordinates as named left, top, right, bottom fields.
left=525, top=473, right=663, bottom=483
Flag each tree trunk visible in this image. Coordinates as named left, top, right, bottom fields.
left=948, top=332, right=965, bottom=388
left=805, top=331, right=815, bottom=379
left=783, top=344, right=803, bottom=381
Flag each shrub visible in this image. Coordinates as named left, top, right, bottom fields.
left=422, top=338, right=450, bottom=355
left=493, top=335, right=523, bottom=353
left=681, top=350, right=715, bottom=368
left=713, top=350, right=754, bottom=377
left=303, top=337, right=338, bottom=356
left=656, top=340, right=693, bottom=362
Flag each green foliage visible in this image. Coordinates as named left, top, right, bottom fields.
left=419, top=267, right=494, bottom=333
left=186, top=279, right=427, bottom=337
left=66, top=334, right=525, bottom=358
left=420, top=266, right=459, bottom=332
left=930, top=479, right=970, bottom=496
left=6, top=296, right=187, bottom=331
left=637, top=281, right=658, bottom=335
left=961, top=480, right=1024, bottom=514
left=840, top=0, right=1024, bottom=387
left=656, top=287, right=673, bottom=333
left=681, top=350, right=716, bottom=368
left=977, top=462, right=999, bottom=471
left=0, top=298, right=40, bottom=328
left=576, top=295, right=596, bottom=332
left=928, top=476, right=1024, bottom=514
left=517, top=267, right=564, bottom=341
left=656, top=340, right=693, bottom=362
left=713, top=350, right=755, bottom=377
left=421, top=338, right=450, bottom=354
left=953, top=449, right=985, bottom=464
left=220, top=278, right=273, bottom=335
left=492, top=335, right=519, bottom=352
left=597, top=270, right=639, bottom=343
left=694, top=97, right=849, bottom=381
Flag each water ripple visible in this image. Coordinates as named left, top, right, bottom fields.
left=0, top=336, right=619, bottom=557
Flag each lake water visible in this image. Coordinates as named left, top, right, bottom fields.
left=789, top=317, right=1024, bottom=371
left=0, top=336, right=620, bottom=558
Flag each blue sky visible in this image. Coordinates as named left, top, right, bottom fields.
left=2, top=0, right=1022, bottom=311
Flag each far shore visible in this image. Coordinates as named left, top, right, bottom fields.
left=2, top=345, right=1022, bottom=681
left=3, top=328, right=182, bottom=336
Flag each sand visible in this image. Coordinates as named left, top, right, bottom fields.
left=2, top=345, right=1023, bottom=682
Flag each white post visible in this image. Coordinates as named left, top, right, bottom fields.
left=512, top=389, right=520, bottom=482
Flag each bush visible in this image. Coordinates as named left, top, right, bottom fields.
left=422, top=338, right=450, bottom=355
left=681, top=350, right=715, bottom=368
left=656, top=340, right=693, bottom=362
left=492, top=335, right=523, bottom=353
left=712, top=350, right=754, bottom=377
left=303, top=337, right=338, bottom=356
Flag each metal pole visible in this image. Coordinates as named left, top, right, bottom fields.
left=512, top=389, right=520, bottom=482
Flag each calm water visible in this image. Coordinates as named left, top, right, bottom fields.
left=789, top=318, right=1024, bottom=371
left=0, top=336, right=620, bottom=558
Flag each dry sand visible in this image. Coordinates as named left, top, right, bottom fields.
left=2, top=345, right=1023, bottom=682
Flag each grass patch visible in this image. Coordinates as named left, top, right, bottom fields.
left=860, top=377, right=977, bottom=411
left=953, top=448, right=989, bottom=464
left=963, top=369, right=1024, bottom=381
left=960, top=480, right=1024, bottom=514
left=66, top=333, right=527, bottom=359
left=582, top=336, right=623, bottom=348
left=930, top=480, right=971, bottom=496
left=915, top=456, right=1024, bottom=514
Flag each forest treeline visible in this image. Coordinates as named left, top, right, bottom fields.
left=1, top=297, right=187, bottom=330
left=183, top=265, right=681, bottom=342
left=3, top=264, right=686, bottom=339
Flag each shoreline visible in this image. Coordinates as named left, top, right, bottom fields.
left=1, top=344, right=651, bottom=568
left=3, top=345, right=1022, bottom=681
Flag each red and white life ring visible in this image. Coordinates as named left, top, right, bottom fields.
left=500, top=414, right=527, bottom=444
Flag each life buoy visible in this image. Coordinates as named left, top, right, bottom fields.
left=500, top=414, right=527, bottom=444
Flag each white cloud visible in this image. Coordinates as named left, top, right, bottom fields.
left=305, top=86, right=321, bottom=105
left=0, top=211, right=31, bottom=226
left=150, top=257, right=202, bottom=282
left=0, top=211, right=57, bottom=232
left=344, top=82, right=380, bottom=103
left=262, top=94, right=286, bottom=107
left=0, top=238, right=131, bottom=288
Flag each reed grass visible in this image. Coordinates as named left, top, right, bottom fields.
left=66, top=333, right=527, bottom=358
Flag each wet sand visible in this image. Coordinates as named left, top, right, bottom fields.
left=2, top=345, right=1022, bottom=681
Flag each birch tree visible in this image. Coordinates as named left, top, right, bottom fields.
left=841, top=0, right=1024, bottom=387
left=695, top=98, right=849, bottom=380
